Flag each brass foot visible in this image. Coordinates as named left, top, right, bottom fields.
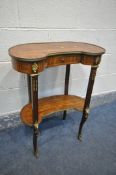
left=33, top=150, right=39, bottom=158
left=77, top=133, right=82, bottom=141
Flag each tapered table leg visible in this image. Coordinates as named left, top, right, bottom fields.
left=78, top=65, right=98, bottom=140
left=31, top=74, right=39, bottom=157
left=63, top=64, right=70, bottom=120
left=27, top=74, right=32, bottom=103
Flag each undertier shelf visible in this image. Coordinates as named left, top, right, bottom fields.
left=20, top=95, right=85, bottom=126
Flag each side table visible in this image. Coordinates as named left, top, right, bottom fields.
left=8, top=42, right=105, bottom=157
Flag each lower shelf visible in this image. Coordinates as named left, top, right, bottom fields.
left=20, top=95, right=85, bottom=126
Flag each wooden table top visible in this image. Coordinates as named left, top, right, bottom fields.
left=9, top=42, right=105, bottom=62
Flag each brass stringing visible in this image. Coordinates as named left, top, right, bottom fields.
left=91, top=66, right=98, bottom=80
left=91, top=71, right=96, bottom=81
left=32, top=80, right=35, bottom=91
left=32, top=79, right=38, bottom=91
left=35, top=79, right=38, bottom=91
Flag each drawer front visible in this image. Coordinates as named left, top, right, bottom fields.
left=47, top=55, right=81, bottom=67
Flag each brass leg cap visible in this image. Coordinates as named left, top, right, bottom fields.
left=33, top=150, right=39, bottom=158
left=77, top=134, right=82, bottom=141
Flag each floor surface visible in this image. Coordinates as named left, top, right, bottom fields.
left=0, top=101, right=116, bottom=175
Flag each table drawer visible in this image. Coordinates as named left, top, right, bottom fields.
left=47, top=55, right=81, bottom=67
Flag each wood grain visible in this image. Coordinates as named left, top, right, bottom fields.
left=20, top=95, right=85, bottom=126
left=11, top=54, right=101, bottom=74
left=9, top=42, right=105, bottom=62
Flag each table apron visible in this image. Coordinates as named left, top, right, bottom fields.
left=11, top=54, right=101, bottom=74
